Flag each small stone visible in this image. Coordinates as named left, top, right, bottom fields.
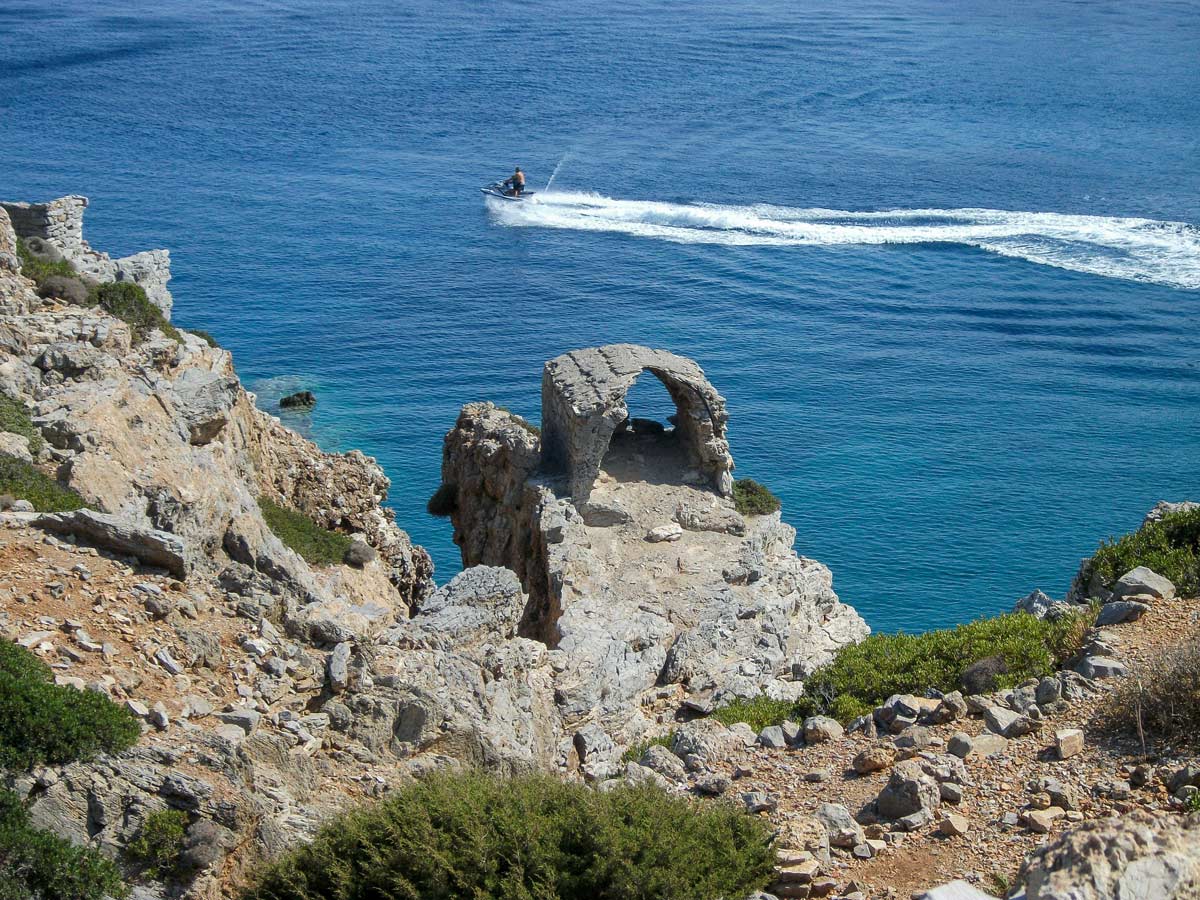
left=1095, top=600, right=1149, bottom=626
left=149, top=703, right=169, bottom=730
left=939, top=813, right=970, bottom=837
left=758, top=725, right=787, bottom=749
left=645, top=523, right=683, bottom=543
left=741, top=791, right=777, bottom=814
left=803, top=715, right=844, bottom=744
left=217, top=708, right=261, bottom=734
left=1075, top=656, right=1126, bottom=679
left=947, top=733, right=973, bottom=758
left=124, top=699, right=149, bottom=718
left=939, top=782, right=963, bottom=804
left=1024, top=807, right=1063, bottom=834
left=984, top=706, right=1033, bottom=738
left=1055, top=728, right=1084, bottom=759
left=852, top=843, right=873, bottom=859
left=853, top=745, right=896, bottom=774
left=154, top=647, right=183, bottom=676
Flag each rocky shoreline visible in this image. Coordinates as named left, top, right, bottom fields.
left=0, top=196, right=1196, bottom=900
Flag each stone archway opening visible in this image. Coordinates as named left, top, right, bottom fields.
left=598, top=369, right=701, bottom=490
left=540, top=345, right=734, bottom=505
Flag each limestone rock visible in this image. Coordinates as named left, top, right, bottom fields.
left=33, top=510, right=189, bottom=577
left=815, top=802, right=864, bottom=848
left=1018, top=811, right=1200, bottom=899
left=1112, top=566, right=1175, bottom=600
left=876, top=759, right=941, bottom=821
left=1095, top=600, right=1149, bottom=626
left=803, top=715, right=844, bottom=744
left=1013, top=588, right=1072, bottom=620
left=854, top=744, right=897, bottom=775
left=1055, top=728, right=1084, bottom=760
left=645, top=522, right=683, bottom=543
left=1075, top=656, right=1126, bottom=679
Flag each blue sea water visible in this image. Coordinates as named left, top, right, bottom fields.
left=2, top=0, right=1198, bottom=633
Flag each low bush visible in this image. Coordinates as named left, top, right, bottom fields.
left=86, top=282, right=181, bottom=344
left=0, top=454, right=83, bottom=513
left=1106, top=627, right=1200, bottom=751
left=0, top=639, right=141, bottom=770
left=36, top=275, right=90, bottom=305
left=732, top=479, right=780, bottom=517
left=794, top=610, right=1090, bottom=722
left=258, top=497, right=353, bottom=567
left=0, top=789, right=127, bottom=900
left=243, top=770, right=774, bottom=900
left=0, top=395, right=44, bottom=457
left=711, top=695, right=798, bottom=733
left=711, top=609, right=1091, bottom=728
left=125, top=808, right=188, bottom=879
left=426, top=482, right=457, bottom=517
left=1082, top=507, right=1200, bottom=598
left=16, top=238, right=74, bottom=285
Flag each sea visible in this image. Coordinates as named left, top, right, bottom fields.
left=2, top=0, right=1198, bottom=633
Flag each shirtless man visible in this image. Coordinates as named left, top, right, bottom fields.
left=502, top=167, right=525, bottom=197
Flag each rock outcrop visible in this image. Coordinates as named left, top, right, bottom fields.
left=440, top=345, right=869, bottom=755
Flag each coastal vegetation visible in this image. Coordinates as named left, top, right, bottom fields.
left=715, top=608, right=1091, bottom=726
left=258, top=497, right=353, bottom=566
left=1082, top=506, right=1200, bottom=597
left=0, top=454, right=84, bottom=513
left=0, top=790, right=128, bottom=900
left=87, top=282, right=182, bottom=344
left=243, top=770, right=775, bottom=900
left=621, top=733, right=673, bottom=763
left=1107, top=626, right=1200, bottom=751
left=15, top=238, right=75, bottom=284
left=0, top=639, right=140, bottom=769
left=125, top=808, right=188, bottom=880
left=732, top=478, right=780, bottom=517
left=0, top=641, right=138, bottom=899
left=0, top=394, right=44, bottom=457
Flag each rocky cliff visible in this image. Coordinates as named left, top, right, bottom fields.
left=439, top=344, right=869, bottom=770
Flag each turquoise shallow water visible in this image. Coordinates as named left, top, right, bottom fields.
left=2, top=0, right=1198, bottom=632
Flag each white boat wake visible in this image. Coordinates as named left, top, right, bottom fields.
left=487, top=191, right=1200, bottom=289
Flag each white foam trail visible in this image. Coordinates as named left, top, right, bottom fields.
left=485, top=192, right=1200, bottom=289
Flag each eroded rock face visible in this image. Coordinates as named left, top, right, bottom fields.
left=1016, top=811, right=1200, bottom=899
left=441, top=346, right=868, bottom=749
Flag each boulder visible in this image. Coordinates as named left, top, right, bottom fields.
left=1095, top=600, right=1149, bottom=626
left=172, top=368, right=238, bottom=445
left=673, top=500, right=746, bottom=536
left=645, top=522, right=683, bottom=543
left=803, top=716, right=844, bottom=744
left=758, top=725, right=788, bottom=750
left=1112, top=566, right=1175, bottom=601
left=279, top=390, right=316, bottom=409
left=1075, top=656, right=1127, bottom=680
left=984, top=706, right=1034, bottom=738
left=875, top=759, right=941, bottom=820
left=1014, top=589, right=1072, bottom=620
left=1055, top=728, right=1084, bottom=760
left=33, top=509, right=188, bottom=577
left=815, top=802, right=864, bottom=849
left=853, top=744, right=896, bottom=774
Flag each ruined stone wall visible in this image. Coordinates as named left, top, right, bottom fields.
left=0, top=195, right=174, bottom=317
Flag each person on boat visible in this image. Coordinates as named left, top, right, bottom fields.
left=502, top=167, right=525, bottom=197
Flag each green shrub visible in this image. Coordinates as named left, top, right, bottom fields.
left=1082, top=507, right=1200, bottom=598
left=0, top=789, right=127, bottom=900
left=621, top=733, right=673, bottom=763
left=86, top=282, right=181, bottom=344
left=0, top=395, right=44, bottom=457
left=187, top=329, right=220, bottom=348
left=0, top=454, right=83, bottom=513
left=711, top=695, right=798, bottom=733
left=16, top=238, right=74, bottom=285
left=258, top=497, right=353, bottom=567
left=1106, top=627, right=1200, bottom=751
left=732, top=479, right=780, bottom=517
left=0, top=640, right=141, bottom=770
left=36, top=276, right=90, bottom=305
left=426, top=482, right=457, bottom=517
left=711, top=609, right=1091, bottom=729
left=794, top=610, right=1090, bottom=722
left=125, top=808, right=187, bottom=879
left=243, top=771, right=774, bottom=900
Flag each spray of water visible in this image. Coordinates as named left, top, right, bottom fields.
left=544, top=153, right=571, bottom=193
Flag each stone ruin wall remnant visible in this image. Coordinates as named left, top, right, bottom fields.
left=0, top=195, right=174, bottom=317
left=539, top=343, right=734, bottom=504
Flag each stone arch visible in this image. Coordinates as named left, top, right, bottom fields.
left=540, top=344, right=734, bottom=503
